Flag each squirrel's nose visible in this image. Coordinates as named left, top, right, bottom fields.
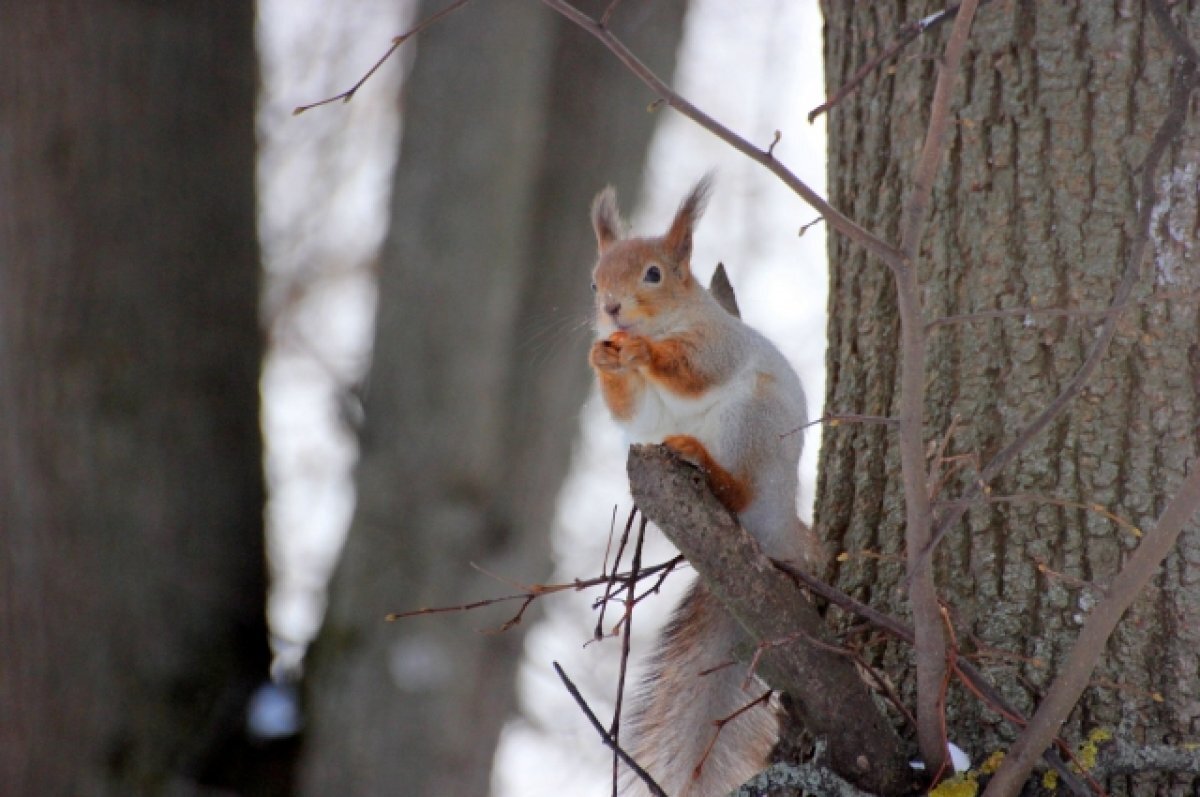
left=604, top=301, right=621, bottom=317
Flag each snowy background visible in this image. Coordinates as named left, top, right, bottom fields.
left=255, top=1, right=828, bottom=792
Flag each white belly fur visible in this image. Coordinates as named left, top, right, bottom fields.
left=619, top=367, right=752, bottom=457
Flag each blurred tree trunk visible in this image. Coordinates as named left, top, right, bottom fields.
left=0, top=4, right=272, bottom=796
left=298, top=1, right=687, bottom=794
left=819, top=1, right=1200, bottom=791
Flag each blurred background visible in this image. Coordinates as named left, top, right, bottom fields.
left=3, top=2, right=826, bottom=794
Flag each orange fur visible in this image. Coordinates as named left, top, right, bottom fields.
left=590, top=334, right=646, bottom=421
left=643, top=335, right=711, bottom=397
left=595, top=369, right=642, bottom=421
left=663, top=434, right=753, bottom=514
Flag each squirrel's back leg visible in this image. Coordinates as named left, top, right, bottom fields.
left=661, top=434, right=753, bottom=514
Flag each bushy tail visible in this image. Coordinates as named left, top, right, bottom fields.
left=622, top=578, right=778, bottom=797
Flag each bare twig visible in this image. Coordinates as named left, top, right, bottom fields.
left=385, top=552, right=681, bottom=632
left=798, top=216, right=824, bottom=237
left=596, top=507, right=640, bottom=640
left=609, top=516, right=648, bottom=796
left=766, top=130, right=782, bottom=158
left=893, top=0, right=980, bottom=773
left=599, top=0, right=624, bottom=28
left=633, top=555, right=685, bottom=603
left=539, top=0, right=905, bottom=269
left=554, top=662, right=667, bottom=797
left=385, top=591, right=535, bottom=627
left=599, top=504, right=619, bottom=578
left=292, top=0, right=472, bottom=114
left=808, top=0, right=995, bottom=122
left=1147, top=0, right=1200, bottom=64
left=785, top=412, right=899, bottom=438
left=693, top=691, right=773, bottom=782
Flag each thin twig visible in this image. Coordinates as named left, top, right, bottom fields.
left=784, top=412, right=899, bottom=438
left=600, top=504, right=619, bottom=578
left=600, top=0, right=624, bottom=27
left=693, top=691, right=773, bottom=782
left=596, top=507, right=639, bottom=640
left=292, top=0, right=472, bottom=114
left=798, top=216, right=824, bottom=236
left=539, top=0, right=905, bottom=269
left=767, top=130, right=782, bottom=158
left=893, top=0, right=980, bottom=773
left=609, top=516, right=648, bottom=796
left=633, top=555, right=685, bottom=603
left=808, top=0, right=995, bottom=122
left=386, top=552, right=680, bottom=631
left=554, top=662, right=667, bottom=797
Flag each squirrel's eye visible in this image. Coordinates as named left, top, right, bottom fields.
left=590, top=281, right=598, bottom=293
left=644, top=266, right=662, bottom=284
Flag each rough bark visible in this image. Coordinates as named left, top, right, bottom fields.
left=297, top=2, right=688, bottom=795
left=0, top=4, right=271, bottom=795
left=819, top=1, right=1200, bottom=793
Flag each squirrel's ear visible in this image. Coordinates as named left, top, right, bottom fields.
left=591, top=187, right=623, bottom=253
left=664, top=175, right=713, bottom=265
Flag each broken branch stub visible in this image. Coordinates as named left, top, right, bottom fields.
left=626, top=444, right=914, bottom=796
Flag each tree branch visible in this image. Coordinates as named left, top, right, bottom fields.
left=775, top=561, right=1093, bottom=797
left=553, top=662, right=667, bottom=797
left=538, top=0, right=905, bottom=270
left=292, top=0, right=473, bottom=114
left=626, top=445, right=915, bottom=796
left=892, top=0, right=980, bottom=775
left=807, top=0, right=995, bottom=123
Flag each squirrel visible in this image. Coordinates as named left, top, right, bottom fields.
left=587, top=176, right=814, bottom=797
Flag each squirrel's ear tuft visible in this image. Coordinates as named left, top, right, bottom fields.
left=591, top=186, right=623, bottom=253
left=665, top=174, right=713, bottom=265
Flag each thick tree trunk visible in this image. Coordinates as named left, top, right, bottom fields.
left=0, top=4, right=270, bottom=795
left=819, top=1, right=1200, bottom=791
left=297, top=2, right=687, bottom=794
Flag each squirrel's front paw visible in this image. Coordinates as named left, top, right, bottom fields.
left=590, top=332, right=650, bottom=371
left=614, top=333, right=650, bottom=368
left=589, top=338, right=624, bottom=371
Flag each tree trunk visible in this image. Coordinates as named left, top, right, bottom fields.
left=818, top=1, right=1200, bottom=792
left=297, top=2, right=687, bottom=794
left=0, top=4, right=271, bottom=795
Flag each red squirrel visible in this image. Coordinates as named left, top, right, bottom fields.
left=588, top=178, right=814, bottom=796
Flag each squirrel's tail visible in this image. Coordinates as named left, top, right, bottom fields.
left=622, top=578, right=778, bottom=797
